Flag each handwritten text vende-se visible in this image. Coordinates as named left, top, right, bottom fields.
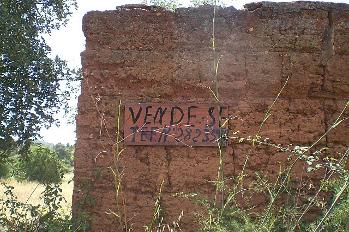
left=124, top=103, right=229, bottom=146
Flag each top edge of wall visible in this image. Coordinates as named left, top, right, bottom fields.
left=243, top=1, right=349, bottom=11
left=82, top=1, right=349, bottom=28
left=83, top=1, right=349, bottom=17
left=81, top=1, right=349, bottom=55
left=110, top=1, right=349, bottom=13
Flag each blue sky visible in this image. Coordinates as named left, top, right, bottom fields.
left=40, top=0, right=349, bottom=145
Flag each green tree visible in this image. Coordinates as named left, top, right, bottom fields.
left=20, top=145, right=67, bottom=184
left=149, top=0, right=180, bottom=10
left=0, top=0, right=78, bottom=155
left=190, top=0, right=225, bottom=7
left=53, top=143, right=74, bottom=166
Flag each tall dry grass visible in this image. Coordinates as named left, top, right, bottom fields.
left=0, top=172, right=73, bottom=211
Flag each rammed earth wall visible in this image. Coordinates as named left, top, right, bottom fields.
left=73, top=2, right=349, bottom=231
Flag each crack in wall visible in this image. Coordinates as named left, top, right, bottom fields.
left=322, top=10, right=335, bottom=65
left=320, top=10, right=334, bottom=85
left=320, top=10, right=335, bottom=146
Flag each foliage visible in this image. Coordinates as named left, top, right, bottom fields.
left=190, top=0, right=222, bottom=7
left=0, top=182, right=86, bottom=232
left=188, top=142, right=349, bottom=232
left=144, top=181, right=165, bottom=232
left=149, top=0, right=225, bottom=9
left=144, top=180, right=184, bottom=232
left=150, top=0, right=180, bottom=10
left=0, top=143, right=71, bottom=181
left=196, top=195, right=257, bottom=232
left=0, top=137, right=17, bottom=159
left=0, top=0, right=79, bottom=155
left=53, top=143, right=74, bottom=166
left=306, top=177, right=349, bottom=232
left=0, top=158, right=11, bottom=178
left=0, top=154, right=20, bottom=178
left=19, top=145, right=67, bottom=184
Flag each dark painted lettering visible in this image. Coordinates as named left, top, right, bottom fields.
left=125, top=103, right=228, bottom=146
left=219, top=106, right=228, bottom=123
left=140, top=127, right=148, bottom=141
left=170, top=106, right=184, bottom=125
left=144, top=106, right=152, bottom=124
left=187, top=106, right=198, bottom=125
left=184, top=127, right=192, bottom=141
left=158, top=127, right=170, bottom=143
left=150, top=127, right=158, bottom=142
left=175, top=128, right=183, bottom=142
left=129, top=126, right=139, bottom=142
left=210, top=128, right=217, bottom=143
left=192, top=128, right=201, bottom=143
left=162, top=128, right=170, bottom=142
left=202, top=126, right=210, bottom=143
left=208, top=107, right=215, bottom=126
left=129, top=107, right=142, bottom=124
left=153, top=107, right=167, bottom=124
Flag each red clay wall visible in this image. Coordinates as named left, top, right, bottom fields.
left=73, top=2, right=349, bottom=231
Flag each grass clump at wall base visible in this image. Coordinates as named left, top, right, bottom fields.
left=195, top=176, right=349, bottom=232
left=192, top=146, right=349, bottom=232
left=305, top=177, right=349, bottom=232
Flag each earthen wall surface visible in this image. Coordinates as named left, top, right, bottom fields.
left=73, top=2, right=349, bottom=231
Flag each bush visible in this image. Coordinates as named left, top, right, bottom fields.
left=0, top=183, right=84, bottom=232
left=190, top=144, right=349, bottom=232
left=53, top=143, right=74, bottom=166
left=306, top=177, right=349, bottom=232
left=20, top=145, right=67, bottom=184
left=0, top=159, right=11, bottom=178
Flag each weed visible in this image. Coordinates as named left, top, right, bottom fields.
left=0, top=182, right=79, bottom=232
